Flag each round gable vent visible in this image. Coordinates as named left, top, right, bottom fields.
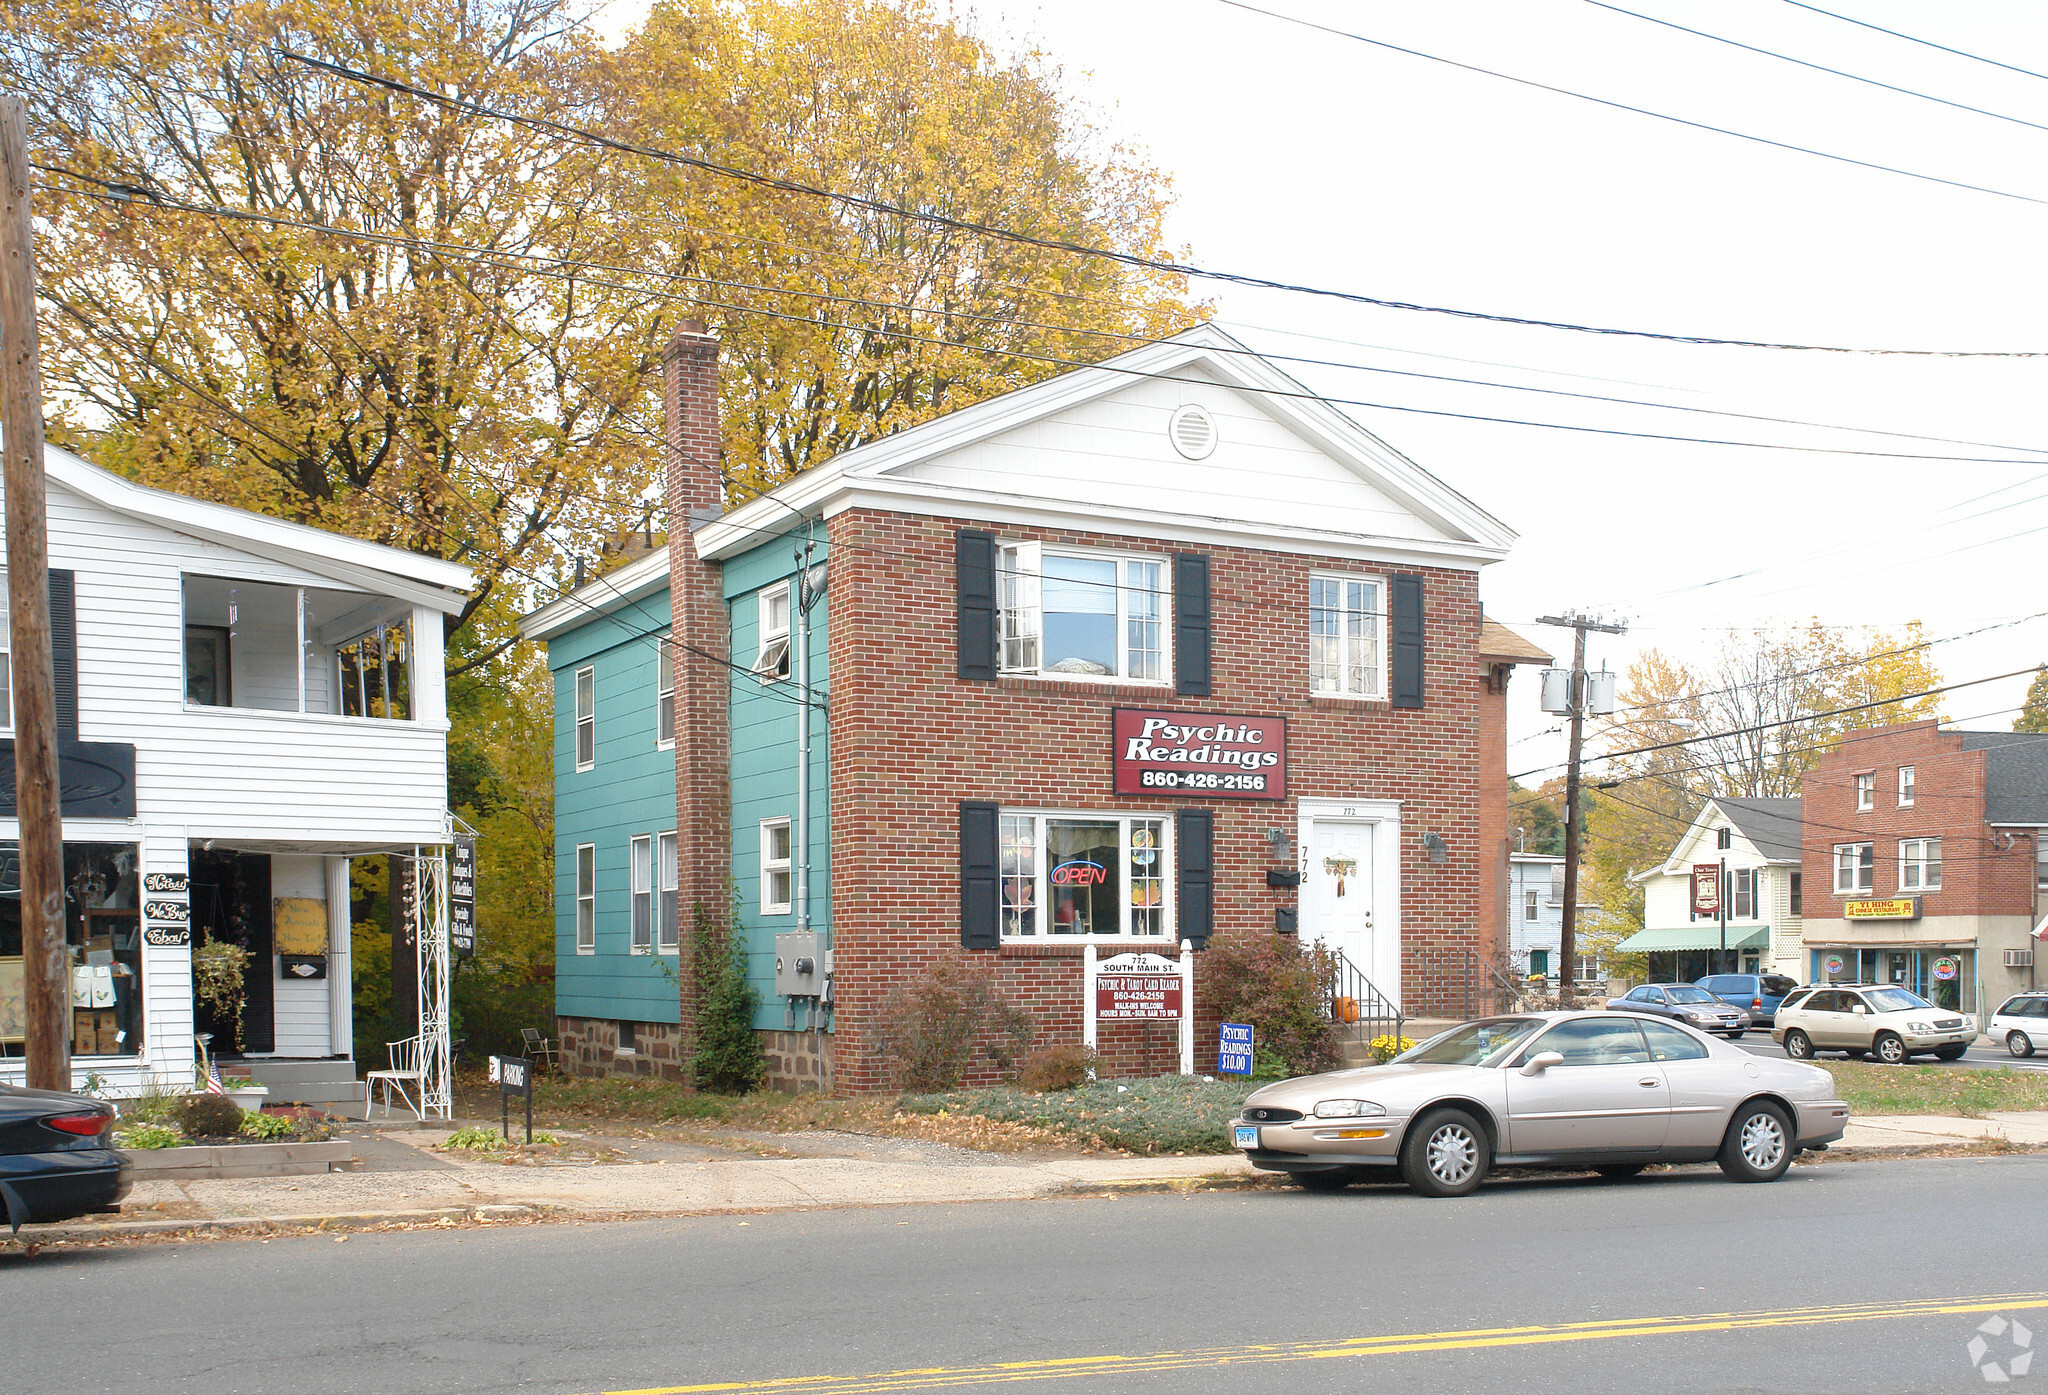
left=1168, top=403, right=1218, bottom=460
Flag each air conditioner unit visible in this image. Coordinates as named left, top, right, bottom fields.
left=2006, top=949, right=2034, bottom=968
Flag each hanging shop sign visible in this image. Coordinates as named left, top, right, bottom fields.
left=1112, top=709, right=1286, bottom=800
left=1822, top=952, right=1846, bottom=977
left=1083, top=944, right=1196, bottom=1075
left=1845, top=898, right=1920, bottom=921
left=1690, top=864, right=1722, bottom=917
left=450, top=834, right=477, bottom=959
left=1933, top=956, right=1961, bottom=982
left=274, top=898, right=328, bottom=956
left=143, top=872, right=188, bottom=896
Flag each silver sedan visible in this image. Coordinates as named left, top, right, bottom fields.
left=1232, top=1011, right=1848, bottom=1197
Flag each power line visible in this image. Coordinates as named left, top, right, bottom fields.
left=1782, top=1, right=2048, bottom=85
left=1585, top=0, right=2048, bottom=135
left=272, top=44, right=2048, bottom=357
left=1214, top=0, right=2048, bottom=208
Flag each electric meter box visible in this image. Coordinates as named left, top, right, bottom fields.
left=775, top=931, right=822, bottom=998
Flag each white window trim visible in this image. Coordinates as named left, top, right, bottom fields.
left=656, top=637, right=676, bottom=750
left=574, top=843, right=596, bottom=954
left=1897, top=765, right=1915, bottom=807
left=629, top=834, right=653, bottom=954
left=574, top=665, right=595, bottom=772
left=1308, top=570, right=1389, bottom=701
left=761, top=817, right=793, bottom=915
left=1855, top=772, right=1874, bottom=811
left=998, top=806, right=1176, bottom=943
left=754, top=583, right=792, bottom=684
left=1899, top=837, right=1942, bottom=892
left=1833, top=841, right=1874, bottom=895
left=656, top=830, right=679, bottom=955
left=1523, top=888, right=1539, bottom=921
left=995, top=543, right=1172, bottom=687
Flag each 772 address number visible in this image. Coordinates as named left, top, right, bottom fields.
left=1138, top=770, right=1268, bottom=792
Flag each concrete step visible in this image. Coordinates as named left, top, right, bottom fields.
left=243, top=1059, right=367, bottom=1106
left=244, top=1059, right=358, bottom=1086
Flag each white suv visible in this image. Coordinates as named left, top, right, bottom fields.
left=1989, top=992, right=2048, bottom=1058
left=1774, top=985, right=1975, bottom=1064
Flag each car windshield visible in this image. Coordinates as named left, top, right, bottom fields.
left=1396, top=1018, right=1545, bottom=1067
left=1665, top=986, right=1718, bottom=1004
left=1864, top=987, right=1933, bottom=1013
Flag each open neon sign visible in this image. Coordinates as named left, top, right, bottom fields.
left=1051, top=860, right=1108, bottom=887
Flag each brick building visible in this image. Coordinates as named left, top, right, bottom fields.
left=521, top=323, right=1537, bottom=1089
left=1800, top=720, right=2048, bottom=1014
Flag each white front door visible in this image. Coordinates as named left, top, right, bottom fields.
left=1305, top=819, right=1377, bottom=982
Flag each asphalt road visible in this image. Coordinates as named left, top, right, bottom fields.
left=9, top=1154, right=2048, bottom=1395
left=1730, top=1032, right=2048, bottom=1072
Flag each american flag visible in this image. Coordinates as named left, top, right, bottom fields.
left=203, top=1060, right=228, bottom=1096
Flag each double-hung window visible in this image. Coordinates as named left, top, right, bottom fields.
left=574, top=844, right=596, bottom=952
left=1899, top=837, right=1942, bottom=891
left=1523, top=888, right=1539, bottom=921
left=629, top=835, right=653, bottom=953
left=761, top=819, right=793, bottom=914
left=1309, top=573, right=1385, bottom=699
left=1898, top=765, right=1915, bottom=807
left=574, top=666, right=595, bottom=770
left=1731, top=867, right=1756, bottom=919
left=656, top=831, right=679, bottom=953
left=0, top=597, right=10, bottom=729
left=1834, top=842, right=1874, bottom=894
left=999, top=810, right=1171, bottom=939
left=996, top=544, right=1166, bottom=683
left=754, top=584, right=792, bottom=682
left=1855, top=773, right=1874, bottom=811
left=1790, top=871, right=1803, bottom=916
left=656, top=639, right=676, bottom=747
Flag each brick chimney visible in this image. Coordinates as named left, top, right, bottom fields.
left=663, top=321, right=729, bottom=1060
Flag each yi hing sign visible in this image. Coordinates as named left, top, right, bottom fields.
left=1113, top=708, right=1286, bottom=800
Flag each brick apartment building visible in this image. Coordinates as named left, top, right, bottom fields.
left=1800, top=720, right=2048, bottom=1015
left=521, top=323, right=1539, bottom=1090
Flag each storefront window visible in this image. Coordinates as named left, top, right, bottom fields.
left=0, top=841, right=143, bottom=1058
left=1000, top=811, right=1172, bottom=939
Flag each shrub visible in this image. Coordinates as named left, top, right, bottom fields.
left=1199, top=935, right=1341, bottom=1077
left=115, top=1122, right=183, bottom=1150
left=898, top=1076, right=1256, bottom=1155
left=177, top=1092, right=247, bottom=1138
left=445, top=1125, right=508, bottom=1151
left=240, top=1110, right=292, bottom=1140
left=691, top=900, right=767, bottom=1095
left=873, top=956, right=1037, bottom=1092
left=1018, top=1044, right=1099, bottom=1093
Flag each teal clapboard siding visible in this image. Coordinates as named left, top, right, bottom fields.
left=548, top=587, right=681, bottom=1025
left=725, top=529, right=831, bottom=1032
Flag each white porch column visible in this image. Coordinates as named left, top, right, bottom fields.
left=328, top=856, right=353, bottom=1060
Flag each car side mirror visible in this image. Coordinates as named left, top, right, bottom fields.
left=1521, top=1050, right=1565, bottom=1076
left=1852, top=1004, right=1868, bottom=1015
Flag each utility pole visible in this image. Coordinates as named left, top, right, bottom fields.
left=1, top=97, right=69, bottom=1091
left=1537, top=612, right=1627, bottom=1006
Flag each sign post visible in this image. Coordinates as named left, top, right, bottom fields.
left=1083, top=942, right=1197, bottom=1075
left=489, top=1053, right=532, bottom=1144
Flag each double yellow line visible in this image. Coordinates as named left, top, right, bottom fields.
left=596, top=1291, right=2048, bottom=1394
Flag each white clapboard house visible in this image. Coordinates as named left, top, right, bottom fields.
left=0, top=446, right=470, bottom=1105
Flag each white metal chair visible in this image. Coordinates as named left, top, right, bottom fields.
left=364, top=1036, right=426, bottom=1120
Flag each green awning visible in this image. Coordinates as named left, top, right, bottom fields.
left=1615, top=925, right=1772, bottom=953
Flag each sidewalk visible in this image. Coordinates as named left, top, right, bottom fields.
left=17, top=1111, right=2046, bottom=1244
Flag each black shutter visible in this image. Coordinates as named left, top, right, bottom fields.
left=49, top=569, right=78, bottom=741
left=1390, top=572, right=1424, bottom=710
left=1176, top=809, right=1214, bottom=949
left=960, top=801, right=1000, bottom=950
left=955, top=530, right=997, bottom=681
left=1173, top=552, right=1211, bottom=697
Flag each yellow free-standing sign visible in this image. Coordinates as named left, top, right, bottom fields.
left=1844, top=897, right=1920, bottom=921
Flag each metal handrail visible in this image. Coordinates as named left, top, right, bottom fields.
left=1321, top=947, right=1404, bottom=1048
left=1461, top=949, right=1528, bottom=1020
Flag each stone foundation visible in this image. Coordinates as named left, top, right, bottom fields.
left=760, top=1027, right=835, bottom=1093
left=556, top=1016, right=688, bottom=1083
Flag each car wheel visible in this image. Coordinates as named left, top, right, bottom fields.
left=1399, top=1108, right=1491, bottom=1198
left=2010, top=1032, right=2037, bottom=1060
left=1873, top=1032, right=1907, bottom=1065
left=1594, top=1164, right=1647, bottom=1180
left=1728, top=1031, right=1744, bottom=1040
left=1783, top=1029, right=1814, bottom=1060
left=1719, top=1100, right=1794, bottom=1183
left=1933, top=1045, right=1967, bottom=1061
left=1290, top=1170, right=1354, bottom=1193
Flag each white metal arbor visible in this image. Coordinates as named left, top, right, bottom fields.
left=408, top=846, right=452, bottom=1119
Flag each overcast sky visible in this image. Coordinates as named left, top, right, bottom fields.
left=601, top=0, right=2048, bottom=780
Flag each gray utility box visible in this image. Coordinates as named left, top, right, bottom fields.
left=775, top=931, right=823, bottom=998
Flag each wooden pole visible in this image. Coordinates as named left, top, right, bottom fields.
left=0, top=96, right=69, bottom=1091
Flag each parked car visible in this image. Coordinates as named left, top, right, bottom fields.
left=1231, top=1011, right=1847, bottom=1197
left=0, top=1084, right=131, bottom=1232
left=1988, top=991, right=2048, bottom=1058
left=1696, top=973, right=1799, bottom=1026
left=1772, top=985, right=1975, bottom=1064
left=1607, top=983, right=1752, bottom=1037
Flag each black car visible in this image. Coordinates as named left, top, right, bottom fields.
left=0, top=1085, right=131, bottom=1232
left=1607, top=983, right=1752, bottom=1038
